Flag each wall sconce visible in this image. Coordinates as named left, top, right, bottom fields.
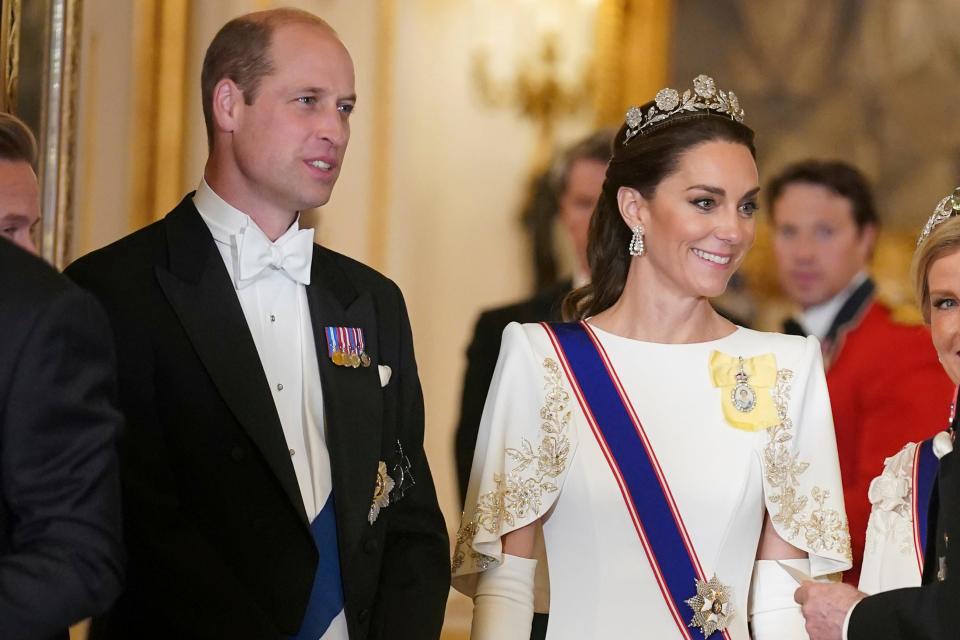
left=471, top=0, right=599, bottom=169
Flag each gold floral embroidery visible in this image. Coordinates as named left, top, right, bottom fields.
left=764, top=369, right=852, bottom=560
left=452, top=357, right=572, bottom=573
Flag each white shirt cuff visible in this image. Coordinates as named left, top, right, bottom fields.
left=841, top=600, right=857, bottom=640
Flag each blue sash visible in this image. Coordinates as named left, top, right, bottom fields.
left=290, top=494, right=345, bottom=639
left=545, top=322, right=730, bottom=640
left=912, top=438, right=939, bottom=571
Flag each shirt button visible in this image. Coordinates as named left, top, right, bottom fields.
left=277, top=383, right=284, bottom=391
left=289, top=448, right=295, bottom=456
left=270, top=314, right=276, bottom=322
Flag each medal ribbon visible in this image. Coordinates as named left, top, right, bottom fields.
left=912, top=438, right=939, bottom=573
left=356, top=327, right=365, bottom=355
left=346, top=327, right=357, bottom=356
left=325, top=326, right=339, bottom=358
left=544, top=321, right=731, bottom=640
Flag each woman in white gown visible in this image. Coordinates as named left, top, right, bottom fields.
left=858, top=189, right=960, bottom=596
left=453, top=75, right=852, bottom=640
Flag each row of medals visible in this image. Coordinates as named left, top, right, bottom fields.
left=332, top=348, right=371, bottom=368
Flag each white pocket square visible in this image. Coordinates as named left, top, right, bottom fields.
left=378, top=365, right=392, bottom=387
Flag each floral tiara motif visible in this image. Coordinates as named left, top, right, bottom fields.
left=623, top=74, right=745, bottom=145
left=917, top=187, right=960, bottom=247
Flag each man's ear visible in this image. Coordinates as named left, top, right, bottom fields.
left=617, top=186, right=649, bottom=230
left=858, top=222, right=879, bottom=261
left=211, top=78, right=243, bottom=135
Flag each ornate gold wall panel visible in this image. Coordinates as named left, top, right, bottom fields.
left=131, top=0, right=190, bottom=225
left=594, top=0, right=673, bottom=127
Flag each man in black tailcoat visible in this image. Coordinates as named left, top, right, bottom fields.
left=67, top=9, right=448, bottom=639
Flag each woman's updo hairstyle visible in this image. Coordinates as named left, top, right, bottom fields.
left=563, top=76, right=756, bottom=320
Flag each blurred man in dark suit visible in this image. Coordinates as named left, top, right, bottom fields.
left=454, top=130, right=612, bottom=505
left=453, top=131, right=612, bottom=640
left=0, top=112, right=123, bottom=640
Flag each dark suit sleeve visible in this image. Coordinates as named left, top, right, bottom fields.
left=848, top=582, right=953, bottom=640
left=371, top=285, right=449, bottom=640
left=0, top=286, right=124, bottom=639
left=454, top=312, right=503, bottom=506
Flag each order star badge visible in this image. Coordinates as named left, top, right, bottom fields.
left=686, top=574, right=733, bottom=637
left=368, top=461, right=395, bottom=525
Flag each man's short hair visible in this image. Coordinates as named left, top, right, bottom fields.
left=767, top=160, right=879, bottom=230
left=0, top=112, right=37, bottom=167
left=200, top=9, right=335, bottom=149
left=549, top=129, right=614, bottom=195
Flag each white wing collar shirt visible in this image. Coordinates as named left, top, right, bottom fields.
left=193, top=178, right=333, bottom=526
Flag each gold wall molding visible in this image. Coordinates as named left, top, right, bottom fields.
left=594, top=0, right=673, bottom=127
left=0, top=0, right=21, bottom=112
left=43, top=0, right=82, bottom=268
left=131, top=0, right=190, bottom=225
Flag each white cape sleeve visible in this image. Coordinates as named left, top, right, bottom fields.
left=858, top=442, right=924, bottom=594
left=452, top=323, right=577, bottom=611
left=758, top=336, right=853, bottom=577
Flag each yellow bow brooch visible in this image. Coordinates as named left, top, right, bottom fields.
left=708, top=351, right=780, bottom=432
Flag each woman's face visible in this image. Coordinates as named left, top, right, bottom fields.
left=928, top=248, right=960, bottom=384
left=624, top=140, right=759, bottom=299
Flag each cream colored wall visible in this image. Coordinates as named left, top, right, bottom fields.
left=72, top=0, right=137, bottom=258
left=72, top=1, right=597, bottom=635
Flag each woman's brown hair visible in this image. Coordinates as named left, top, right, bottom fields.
left=562, top=108, right=756, bottom=320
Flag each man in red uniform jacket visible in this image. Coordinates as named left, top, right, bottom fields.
left=770, top=160, right=953, bottom=583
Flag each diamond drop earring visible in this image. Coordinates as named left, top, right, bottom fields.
left=628, top=224, right=645, bottom=257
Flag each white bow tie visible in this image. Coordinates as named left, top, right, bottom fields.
left=233, top=226, right=314, bottom=288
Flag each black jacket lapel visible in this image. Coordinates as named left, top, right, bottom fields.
left=306, top=246, right=383, bottom=557
left=824, top=278, right=875, bottom=345
left=154, top=199, right=309, bottom=527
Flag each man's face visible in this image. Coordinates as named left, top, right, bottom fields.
left=226, top=23, right=356, bottom=216
left=0, top=159, right=40, bottom=254
left=558, top=158, right=606, bottom=273
left=771, top=182, right=875, bottom=309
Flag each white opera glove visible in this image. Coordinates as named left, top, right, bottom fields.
left=470, top=554, right=537, bottom=640
left=748, top=558, right=809, bottom=640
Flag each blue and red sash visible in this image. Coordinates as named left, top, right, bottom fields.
left=544, top=321, right=732, bottom=639
left=911, top=438, right=939, bottom=573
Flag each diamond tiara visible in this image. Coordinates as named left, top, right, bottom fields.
left=623, top=74, right=745, bottom=145
left=917, top=187, right=960, bottom=247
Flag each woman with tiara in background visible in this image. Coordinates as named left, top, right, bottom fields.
left=796, top=189, right=960, bottom=640
left=453, top=75, right=852, bottom=639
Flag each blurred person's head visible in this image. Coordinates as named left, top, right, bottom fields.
left=201, top=9, right=355, bottom=225
left=564, top=76, right=757, bottom=320
left=768, top=160, right=878, bottom=310
left=912, top=188, right=960, bottom=383
left=0, top=112, right=39, bottom=255
left=550, top=130, right=613, bottom=277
